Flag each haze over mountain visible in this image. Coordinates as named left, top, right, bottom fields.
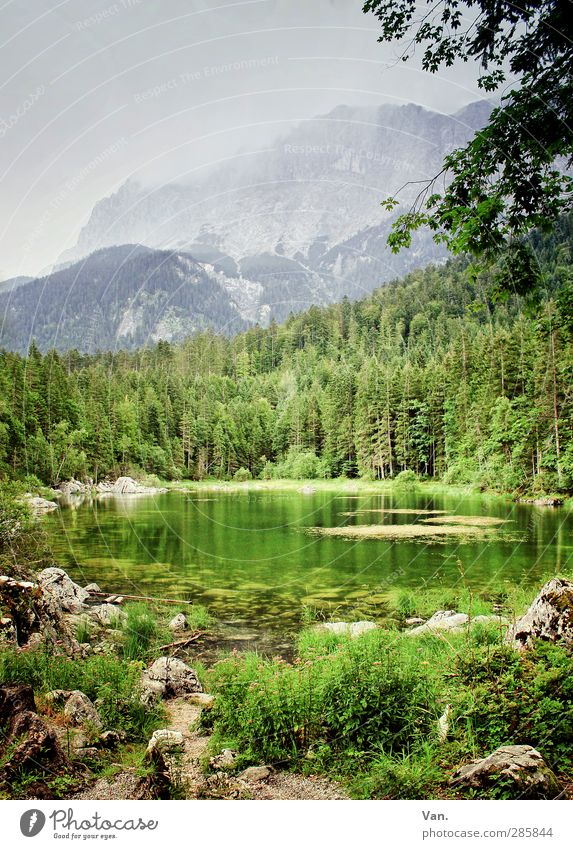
left=0, top=245, right=250, bottom=354
left=1, top=100, right=491, bottom=354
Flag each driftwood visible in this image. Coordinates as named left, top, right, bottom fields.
left=157, top=632, right=205, bottom=651
left=89, top=590, right=193, bottom=606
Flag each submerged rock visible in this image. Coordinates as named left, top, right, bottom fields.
left=449, top=745, right=563, bottom=799
left=318, top=621, right=377, bottom=637
left=140, top=656, right=203, bottom=704
left=505, top=577, right=573, bottom=651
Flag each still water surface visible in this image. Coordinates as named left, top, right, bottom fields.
left=44, top=488, right=572, bottom=641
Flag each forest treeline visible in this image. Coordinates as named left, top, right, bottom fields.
left=1, top=219, right=572, bottom=494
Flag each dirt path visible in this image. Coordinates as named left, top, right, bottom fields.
left=73, top=697, right=348, bottom=801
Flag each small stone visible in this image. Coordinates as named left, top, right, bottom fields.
left=98, top=730, right=126, bottom=749
left=84, top=583, right=102, bottom=594
left=44, top=689, right=74, bottom=708
left=91, top=603, right=127, bottom=626
left=169, top=613, right=189, bottom=632
left=209, top=749, right=237, bottom=770
left=405, top=617, right=425, bottom=626
left=145, top=729, right=184, bottom=756
left=188, top=692, right=215, bottom=709
left=240, top=766, right=271, bottom=782
left=64, top=691, right=102, bottom=729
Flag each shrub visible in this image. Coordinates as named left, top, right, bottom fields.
left=233, top=467, right=252, bottom=482
left=393, top=470, right=419, bottom=489
left=207, top=629, right=439, bottom=767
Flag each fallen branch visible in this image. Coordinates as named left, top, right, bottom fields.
left=157, top=632, right=205, bottom=651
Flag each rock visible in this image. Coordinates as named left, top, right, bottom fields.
left=505, top=578, right=573, bottom=651
left=97, top=730, right=127, bottom=749
left=318, top=621, right=377, bottom=637
left=84, top=583, right=102, bottom=594
left=97, top=476, right=167, bottom=496
left=145, top=729, right=184, bottom=756
left=405, top=617, right=425, bottom=626
left=0, top=684, right=71, bottom=792
left=169, top=612, right=189, bottom=632
left=25, top=495, right=59, bottom=513
left=240, top=766, right=271, bottom=782
left=23, top=632, right=45, bottom=651
left=38, top=567, right=89, bottom=614
left=408, top=610, right=467, bottom=634
left=59, top=479, right=89, bottom=497
left=0, top=615, right=17, bottom=645
left=188, top=692, right=215, bottom=709
left=91, top=603, right=127, bottom=626
left=44, top=689, right=74, bottom=709
left=209, top=749, right=237, bottom=770
left=299, top=485, right=316, bottom=495
left=64, top=691, right=102, bottom=728
left=449, top=745, right=563, bottom=799
left=140, top=656, right=203, bottom=704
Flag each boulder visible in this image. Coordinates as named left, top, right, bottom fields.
left=318, top=621, right=377, bottom=638
left=240, top=766, right=271, bottom=782
left=299, top=485, right=317, bottom=495
left=145, top=729, right=184, bottom=757
left=450, top=745, right=563, bottom=799
left=407, top=611, right=506, bottom=636
left=140, top=656, right=203, bottom=704
left=91, top=603, right=127, bottom=626
left=97, top=730, right=126, bottom=749
left=505, top=578, right=573, bottom=651
left=97, top=476, right=167, bottom=496
left=58, top=479, right=88, bottom=497
left=84, top=583, right=102, bottom=594
left=64, top=691, right=102, bottom=729
left=0, top=684, right=71, bottom=792
left=26, top=495, right=58, bottom=513
left=37, top=567, right=89, bottom=614
left=169, top=612, right=189, bottom=632
left=44, top=689, right=74, bottom=709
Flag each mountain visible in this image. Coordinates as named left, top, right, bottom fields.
left=59, top=100, right=492, bottom=316
left=0, top=276, right=34, bottom=295
left=0, top=245, right=251, bottom=354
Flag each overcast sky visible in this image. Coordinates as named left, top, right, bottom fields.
left=0, top=0, right=485, bottom=280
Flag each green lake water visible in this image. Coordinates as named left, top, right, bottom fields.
left=43, top=488, right=573, bottom=645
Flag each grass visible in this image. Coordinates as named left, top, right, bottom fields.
left=0, top=648, right=166, bottom=739
left=203, top=617, right=573, bottom=799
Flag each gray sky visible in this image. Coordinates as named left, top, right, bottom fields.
left=0, top=0, right=485, bottom=280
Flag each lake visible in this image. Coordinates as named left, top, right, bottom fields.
left=43, top=486, right=572, bottom=648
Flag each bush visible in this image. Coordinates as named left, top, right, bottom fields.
left=207, top=629, right=439, bottom=767
left=233, top=467, right=252, bottom=482
left=393, top=470, right=419, bottom=489
left=450, top=640, right=573, bottom=776
left=272, top=448, right=330, bottom=480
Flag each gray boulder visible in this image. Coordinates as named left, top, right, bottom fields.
left=407, top=611, right=506, bottom=636
left=169, top=613, right=189, bottom=632
left=209, top=748, right=237, bottom=770
left=38, top=568, right=89, bottom=614
left=84, top=583, right=102, bottom=594
left=91, top=603, right=127, bottom=626
left=505, top=578, right=573, bottom=650
left=64, top=691, right=102, bottom=729
left=318, top=621, right=377, bottom=638
left=26, top=495, right=58, bottom=513
left=240, top=766, right=271, bottom=782
left=450, top=745, right=563, bottom=799
left=140, top=656, right=203, bottom=704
